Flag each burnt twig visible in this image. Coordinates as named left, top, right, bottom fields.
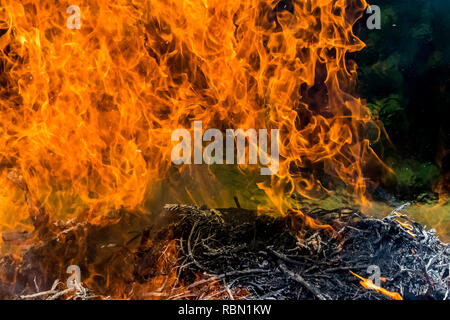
left=278, top=261, right=327, bottom=300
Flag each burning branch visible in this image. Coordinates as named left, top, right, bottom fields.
left=349, top=271, right=402, bottom=300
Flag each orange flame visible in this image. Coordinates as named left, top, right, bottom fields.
left=349, top=270, right=403, bottom=300
left=0, top=0, right=380, bottom=230
left=394, top=218, right=416, bottom=238
left=130, top=240, right=248, bottom=300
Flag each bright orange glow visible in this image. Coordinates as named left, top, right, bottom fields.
left=0, top=0, right=378, bottom=231
left=350, top=270, right=403, bottom=300
left=0, top=0, right=393, bottom=298
left=394, top=219, right=416, bottom=238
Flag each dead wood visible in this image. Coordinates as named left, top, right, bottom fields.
left=0, top=202, right=449, bottom=300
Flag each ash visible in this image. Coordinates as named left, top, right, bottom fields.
left=164, top=203, right=450, bottom=300
left=1, top=202, right=449, bottom=300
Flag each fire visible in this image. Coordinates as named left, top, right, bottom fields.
left=349, top=270, right=402, bottom=300
left=394, top=219, right=416, bottom=238
left=130, top=240, right=248, bottom=300
left=0, top=0, right=379, bottom=231
left=0, top=0, right=391, bottom=299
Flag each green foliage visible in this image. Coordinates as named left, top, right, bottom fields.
left=355, top=0, right=450, bottom=194
left=368, top=94, right=407, bottom=128
left=391, top=160, right=440, bottom=189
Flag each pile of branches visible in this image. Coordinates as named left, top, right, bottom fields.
left=162, top=203, right=450, bottom=300
left=1, top=183, right=449, bottom=299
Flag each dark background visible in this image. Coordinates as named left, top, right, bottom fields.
left=352, top=0, right=450, bottom=199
